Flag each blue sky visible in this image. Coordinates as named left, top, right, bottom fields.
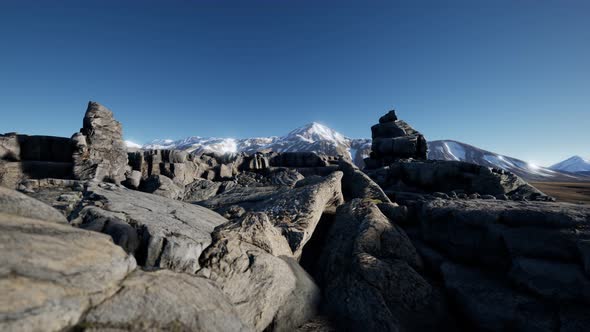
left=0, top=0, right=588, bottom=166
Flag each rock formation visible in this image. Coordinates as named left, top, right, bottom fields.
left=1, top=102, right=590, bottom=332
left=365, top=109, right=428, bottom=168
left=72, top=101, right=128, bottom=183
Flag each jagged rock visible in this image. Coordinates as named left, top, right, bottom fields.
left=296, top=317, right=337, bottom=332
left=366, top=159, right=547, bottom=200
left=270, top=152, right=330, bottom=168
left=74, top=182, right=227, bottom=273
left=183, top=178, right=223, bottom=202
left=243, top=152, right=269, bottom=170
left=72, top=101, right=128, bottom=183
left=416, top=199, right=590, bottom=268
left=124, top=169, right=142, bottom=189
left=0, top=212, right=136, bottom=332
left=379, top=109, right=398, bottom=123
left=217, top=163, right=233, bottom=180
left=441, top=262, right=556, bottom=332
left=0, top=186, right=67, bottom=223
left=317, top=199, right=452, bottom=332
left=140, top=174, right=183, bottom=200
left=338, top=160, right=390, bottom=203
left=79, top=270, right=250, bottom=332
left=199, top=212, right=320, bottom=332
left=200, top=171, right=344, bottom=257
left=509, top=258, right=590, bottom=302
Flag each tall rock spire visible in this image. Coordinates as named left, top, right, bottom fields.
left=72, top=101, right=128, bottom=183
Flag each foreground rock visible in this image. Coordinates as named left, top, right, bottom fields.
left=199, top=212, right=320, bottom=332
left=0, top=186, right=67, bottom=223
left=74, top=182, right=227, bottom=273
left=72, top=101, right=128, bottom=183
left=0, top=212, right=136, bottom=332
left=406, top=198, right=590, bottom=331
left=317, top=199, right=454, bottom=331
left=79, top=270, right=250, bottom=332
left=200, top=171, right=344, bottom=257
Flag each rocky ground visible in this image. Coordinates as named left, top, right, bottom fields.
left=1, top=103, right=589, bottom=332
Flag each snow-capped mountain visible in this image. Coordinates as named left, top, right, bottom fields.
left=140, top=122, right=372, bottom=166
left=134, top=125, right=588, bottom=182
left=549, top=156, right=590, bottom=173
left=428, top=140, right=588, bottom=181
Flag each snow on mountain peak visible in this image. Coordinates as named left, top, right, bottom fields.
left=124, top=140, right=142, bottom=149
left=550, top=155, right=590, bottom=173
left=287, top=122, right=347, bottom=146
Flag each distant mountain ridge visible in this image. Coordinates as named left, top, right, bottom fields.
left=140, top=122, right=372, bottom=166
left=549, top=155, right=590, bottom=173
left=428, top=140, right=589, bottom=182
left=131, top=124, right=589, bottom=182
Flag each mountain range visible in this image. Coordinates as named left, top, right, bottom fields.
left=127, top=123, right=589, bottom=182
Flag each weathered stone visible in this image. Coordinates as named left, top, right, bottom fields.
left=379, top=110, right=398, bottom=123
left=441, top=262, right=556, bottom=332
left=124, top=170, right=142, bottom=189
left=75, top=182, right=227, bottom=273
left=200, top=172, right=344, bottom=258
left=318, top=199, right=451, bottom=332
left=79, top=270, right=249, bottom=332
left=72, top=101, right=128, bottom=183
left=509, top=257, right=590, bottom=302
left=0, top=212, right=136, bottom=332
left=183, top=178, right=223, bottom=202
left=140, top=174, right=183, bottom=200
left=338, top=160, right=390, bottom=203
left=0, top=186, right=67, bottom=223
left=199, top=212, right=319, bottom=332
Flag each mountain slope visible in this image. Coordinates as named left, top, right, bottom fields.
left=428, top=140, right=587, bottom=182
left=550, top=156, right=590, bottom=173
left=140, top=122, right=372, bottom=166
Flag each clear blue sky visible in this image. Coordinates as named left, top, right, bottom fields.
left=1, top=0, right=588, bottom=166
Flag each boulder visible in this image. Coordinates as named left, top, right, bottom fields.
left=0, top=186, right=67, bottom=223
left=124, top=169, right=142, bottom=189
left=72, top=101, right=128, bottom=183
left=338, top=160, right=390, bottom=203
left=140, top=174, right=183, bottom=200
left=74, top=182, right=227, bottom=273
left=0, top=212, right=136, bottom=332
left=379, top=109, right=398, bottom=123
left=199, top=212, right=320, bottom=331
left=441, top=262, right=556, bottom=332
left=79, top=270, right=249, bottom=332
left=317, top=199, right=452, bottom=332
left=183, top=178, right=223, bottom=202
left=199, top=171, right=345, bottom=258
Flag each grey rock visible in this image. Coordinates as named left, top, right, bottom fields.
left=183, top=178, right=223, bottom=202
left=0, top=186, right=67, bottom=223
left=140, top=174, right=183, bottom=200
left=0, top=212, right=136, bottom=332
left=124, top=170, right=142, bottom=189
left=75, top=182, right=227, bottom=273
left=441, top=262, right=556, bottom=332
left=72, top=101, right=128, bottom=183
left=338, top=160, right=391, bottom=203
left=378, top=109, right=398, bottom=123
left=318, top=199, right=451, bottom=332
left=200, top=172, right=344, bottom=258
left=80, top=269, right=250, bottom=332
left=199, top=212, right=319, bottom=332
left=509, top=257, right=590, bottom=302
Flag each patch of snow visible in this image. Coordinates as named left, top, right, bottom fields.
left=124, top=140, right=142, bottom=149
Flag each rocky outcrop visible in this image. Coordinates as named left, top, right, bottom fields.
left=199, top=212, right=320, bottom=332
left=405, top=198, right=590, bottom=331
left=0, top=133, right=74, bottom=188
left=317, top=199, right=454, bottom=331
left=366, top=159, right=547, bottom=201
left=72, top=101, right=128, bottom=183
left=200, top=171, right=344, bottom=257
left=0, top=186, right=68, bottom=223
left=79, top=269, right=250, bottom=332
left=0, top=211, right=136, bottom=332
left=365, top=109, right=428, bottom=168
left=74, top=182, right=227, bottom=273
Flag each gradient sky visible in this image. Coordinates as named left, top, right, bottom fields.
left=1, top=0, right=588, bottom=166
